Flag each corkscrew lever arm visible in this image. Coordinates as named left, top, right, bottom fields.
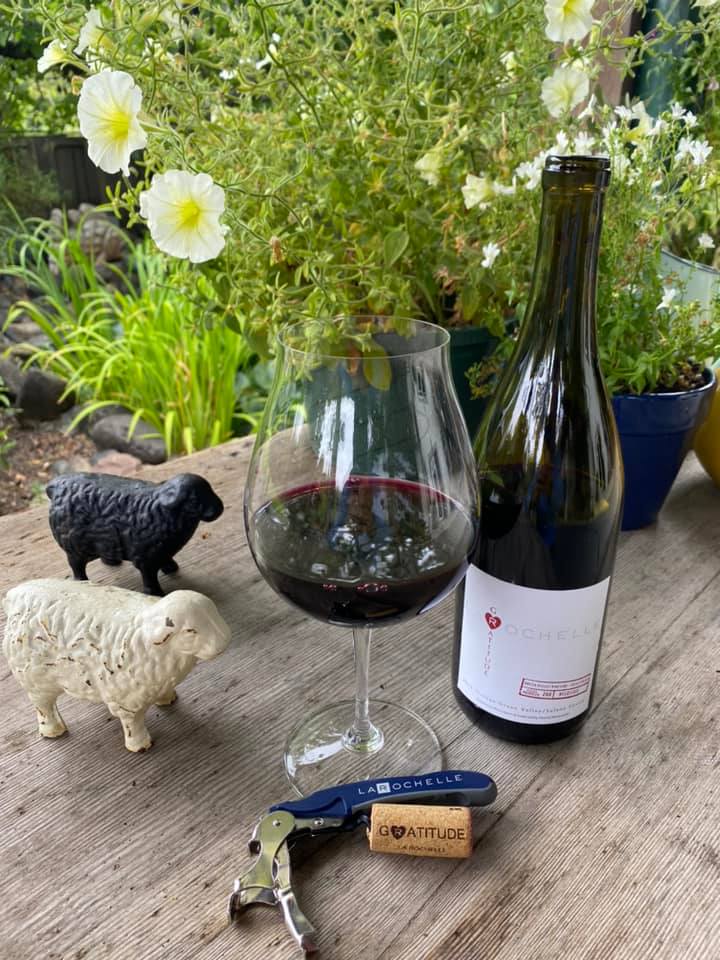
left=227, top=770, right=497, bottom=953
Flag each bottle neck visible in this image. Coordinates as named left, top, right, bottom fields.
left=522, top=186, right=605, bottom=359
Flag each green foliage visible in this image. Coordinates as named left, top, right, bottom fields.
left=3, top=217, right=252, bottom=454
left=0, top=19, right=77, bottom=132
left=0, top=378, right=15, bottom=468
left=3, top=0, right=650, bottom=354
left=635, top=1, right=720, bottom=266
left=0, top=153, right=61, bottom=227
left=593, top=103, right=720, bottom=393
left=5, top=0, right=719, bottom=399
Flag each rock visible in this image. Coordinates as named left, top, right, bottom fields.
left=89, top=414, right=167, bottom=465
left=19, top=369, right=75, bottom=421
left=56, top=404, right=90, bottom=435
left=53, top=204, right=129, bottom=262
left=0, top=360, right=74, bottom=421
left=84, top=404, right=131, bottom=429
left=90, top=449, right=142, bottom=476
left=0, top=356, right=26, bottom=398
left=4, top=316, right=47, bottom=344
left=51, top=455, right=93, bottom=476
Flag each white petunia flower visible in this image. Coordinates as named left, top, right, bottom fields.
left=219, top=68, right=236, bottom=80
left=415, top=147, right=444, bottom=186
left=139, top=170, right=228, bottom=264
left=462, top=174, right=494, bottom=209
left=698, top=233, right=715, bottom=249
left=481, top=242, right=501, bottom=269
left=658, top=287, right=678, bottom=311
left=75, top=8, right=104, bottom=56
left=684, top=112, right=698, bottom=129
left=37, top=39, right=68, bottom=73
left=77, top=69, right=147, bottom=176
left=573, top=132, right=596, bottom=154
left=541, top=66, right=589, bottom=118
left=545, top=0, right=595, bottom=42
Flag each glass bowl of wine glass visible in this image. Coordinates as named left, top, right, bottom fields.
left=244, top=316, right=478, bottom=795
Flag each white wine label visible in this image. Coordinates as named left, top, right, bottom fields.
left=458, top=565, right=610, bottom=724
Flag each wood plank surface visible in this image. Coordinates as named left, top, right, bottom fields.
left=0, top=441, right=718, bottom=960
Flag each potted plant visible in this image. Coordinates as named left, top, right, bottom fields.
left=589, top=101, right=720, bottom=529
left=14, top=0, right=666, bottom=434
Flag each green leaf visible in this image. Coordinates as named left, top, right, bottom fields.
left=362, top=342, right=392, bottom=391
left=460, top=284, right=480, bottom=323
left=383, top=228, right=409, bottom=268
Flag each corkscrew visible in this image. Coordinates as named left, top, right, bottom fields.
left=227, top=769, right=497, bottom=953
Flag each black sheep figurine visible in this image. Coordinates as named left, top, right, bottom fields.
left=46, top=473, right=224, bottom=596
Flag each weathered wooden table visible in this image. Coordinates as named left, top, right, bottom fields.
left=1, top=439, right=718, bottom=960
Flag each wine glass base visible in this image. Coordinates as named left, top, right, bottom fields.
left=283, top=699, right=443, bottom=797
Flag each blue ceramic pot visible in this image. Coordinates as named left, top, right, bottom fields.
left=612, top=369, right=717, bottom=530
left=448, top=325, right=502, bottom=440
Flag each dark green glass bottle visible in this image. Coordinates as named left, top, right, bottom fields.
left=453, top=155, right=624, bottom=744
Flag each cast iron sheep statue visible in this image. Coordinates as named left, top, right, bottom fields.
left=2, top=579, right=232, bottom=751
left=46, top=472, right=224, bottom=596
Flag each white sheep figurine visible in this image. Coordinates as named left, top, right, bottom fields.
left=2, top=579, right=231, bottom=752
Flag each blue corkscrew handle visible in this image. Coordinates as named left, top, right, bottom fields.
left=270, top=770, right=497, bottom=820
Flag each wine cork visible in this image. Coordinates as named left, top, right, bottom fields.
left=367, top=804, right=472, bottom=858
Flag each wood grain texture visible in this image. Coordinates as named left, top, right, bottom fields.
left=0, top=442, right=718, bottom=960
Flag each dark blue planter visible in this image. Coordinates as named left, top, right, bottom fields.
left=612, top=369, right=716, bottom=530
left=448, top=325, right=501, bottom=440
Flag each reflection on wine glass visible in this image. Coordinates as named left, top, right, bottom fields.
left=244, top=317, right=478, bottom=795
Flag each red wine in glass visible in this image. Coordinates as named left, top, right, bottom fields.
left=250, top=476, right=475, bottom=626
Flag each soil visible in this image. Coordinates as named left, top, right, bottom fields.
left=0, top=413, right=96, bottom=516
left=657, top=361, right=707, bottom=393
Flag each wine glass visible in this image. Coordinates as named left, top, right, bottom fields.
left=244, top=316, right=478, bottom=795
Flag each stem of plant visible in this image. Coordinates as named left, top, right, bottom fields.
left=344, top=626, right=384, bottom=753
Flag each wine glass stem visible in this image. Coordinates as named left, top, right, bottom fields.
left=344, top=626, right=383, bottom=752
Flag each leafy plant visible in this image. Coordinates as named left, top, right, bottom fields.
left=1, top=0, right=652, bottom=355
left=0, top=19, right=77, bottom=133
left=593, top=102, right=720, bottom=394
left=3, top=217, right=253, bottom=454
left=0, top=378, right=15, bottom=468
left=660, top=3, right=720, bottom=267
left=0, top=152, right=61, bottom=227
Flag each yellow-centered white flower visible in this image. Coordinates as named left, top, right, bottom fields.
left=541, top=65, right=589, bottom=118
left=77, top=70, right=147, bottom=176
left=545, top=0, right=595, bottom=43
left=415, top=147, right=443, bottom=186
left=37, top=40, right=68, bottom=73
left=462, top=174, right=494, bottom=210
left=139, top=170, right=228, bottom=264
left=75, top=8, right=104, bottom=56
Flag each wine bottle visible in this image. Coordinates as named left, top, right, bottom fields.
left=453, top=155, right=623, bottom=744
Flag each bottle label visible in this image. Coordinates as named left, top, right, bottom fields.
left=458, top=565, right=610, bottom=725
